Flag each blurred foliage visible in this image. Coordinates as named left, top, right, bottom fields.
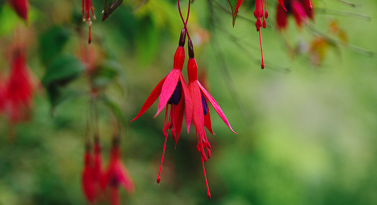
left=1, top=0, right=377, bottom=205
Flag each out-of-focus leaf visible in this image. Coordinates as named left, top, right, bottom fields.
left=46, top=86, right=84, bottom=112
left=92, top=60, right=122, bottom=88
left=0, top=4, right=20, bottom=36
left=136, top=18, right=160, bottom=65
left=42, top=55, right=85, bottom=111
left=42, top=55, right=85, bottom=87
left=39, top=26, right=70, bottom=66
left=101, top=95, right=125, bottom=125
left=102, top=0, right=123, bottom=21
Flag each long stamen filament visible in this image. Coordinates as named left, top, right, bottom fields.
left=157, top=135, right=168, bottom=183
left=202, top=157, right=211, bottom=199
left=259, top=29, right=265, bottom=69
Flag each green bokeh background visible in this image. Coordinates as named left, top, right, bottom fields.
left=1, top=0, right=377, bottom=204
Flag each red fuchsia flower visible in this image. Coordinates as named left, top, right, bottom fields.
left=101, top=137, right=134, bottom=205
left=93, top=137, right=103, bottom=189
left=82, top=0, right=96, bottom=44
left=82, top=143, right=96, bottom=204
left=3, top=48, right=33, bottom=125
left=0, top=80, right=4, bottom=113
left=276, top=0, right=314, bottom=30
left=186, top=40, right=236, bottom=199
left=131, top=29, right=192, bottom=183
left=233, top=0, right=287, bottom=69
left=8, top=0, right=29, bottom=21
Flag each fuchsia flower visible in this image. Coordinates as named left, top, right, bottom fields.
left=82, top=145, right=96, bottom=204
left=131, top=29, right=192, bottom=183
left=81, top=137, right=104, bottom=204
left=101, top=137, right=134, bottom=205
left=0, top=81, right=4, bottom=113
left=8, top=0, right=29, bottom=21
left=276, top=0, right=314, bottom=30
left=3, top=49, right=33, bottom=125
left=186, top=40, right=236, bottom=199
left=82, top=0, right=96, bottom=44
left=233, top=0, right=287, bottom=69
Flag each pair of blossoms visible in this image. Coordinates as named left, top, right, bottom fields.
left=132, top=29, right=237, bottom=198
left=82, top=136, right=134, bottom=205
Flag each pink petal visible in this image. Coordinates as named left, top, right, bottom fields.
left=180, top=75, right=192, bottom=133
left=118, top=163, right=135, bottom=193
left=278, top=0, right=287, bottom=11
left=155, top=70, right=180, bottom=117
left=292, top=1, right=307, bottom=27
left=276, top=3, right=288, bottom=30
left=131, top=77, right=166, bottom=122
left=198, top=82, right=236, bottom=134
left=189, top=82, right=205, bottom=138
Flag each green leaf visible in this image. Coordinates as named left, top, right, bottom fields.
left=46, top=86, right=84, bottom=112
left=0, top=4, right=21, bottom=36
left=101, top=95, right=126, bottom=125
left=102, top=0, right=123, bottom=21
left=92, top=60, right=123, bottom=88
left=39, top=26, right=70, bottom=66
left=42, top=55, right=85, bottom=87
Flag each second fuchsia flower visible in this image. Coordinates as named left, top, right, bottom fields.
left=101, top=137, right=134, bottom=205
left=186, top=39, right=236, bottom=199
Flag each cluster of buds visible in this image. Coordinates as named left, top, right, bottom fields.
left=81, top=130, right=134, bottom=204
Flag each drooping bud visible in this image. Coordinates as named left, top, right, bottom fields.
left=188, top=39, right=195, bottom=59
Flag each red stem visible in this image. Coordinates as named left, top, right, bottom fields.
left=177, top=0, right=191, bottom=40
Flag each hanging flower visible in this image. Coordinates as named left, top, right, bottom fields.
left=0, top=80, right=4, bottom=113
left=8, top=0, right=29, bottom=21
left=131, top=29, right=192, bottom=183
left=232, top=0, right=287, bottom=69
left=276, top=0, right=314, bottom=30
left=82, top=144, right=96, bottom=204
left=186, top=40, right=236, bottom=199
left=82, top=0, right=96, bottom=44
left=101, top=137, right=134, bottom=205
left=3, top=48, right=33, bottom=125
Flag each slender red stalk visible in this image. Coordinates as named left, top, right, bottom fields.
left=177, top=0, right=191, bottom=40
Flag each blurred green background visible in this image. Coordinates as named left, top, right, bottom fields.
left=1, top=0, right=377, bottom=204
